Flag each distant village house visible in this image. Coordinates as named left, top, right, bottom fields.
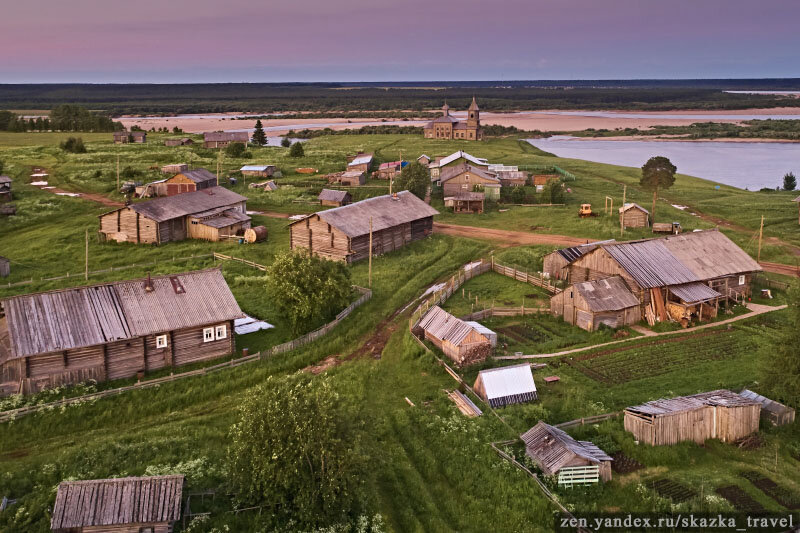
left=164, top=137, right=194, bottom=146
left=375, top=160, right=407, bottom=180
left=619, top=203, right=650, bottom=229
left=113, top=130, right=146, bottom=144
left=203, top=131, right=249, bottom=148
left=160, top=163, right=188, bottom=174
left=138, top=168, right=218, bottom=198
left=347, top=152, right=374, bottom=173
left=440, top=162, right=501, bottom=201
left=318, top=189, right=352, bottom=207
left=240, top=164, right=277, bottom=178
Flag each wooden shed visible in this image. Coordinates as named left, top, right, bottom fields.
left=0, top=176, right=11, bottom=203
left=532, top=174, right=559, bottom=187
left=113, top=130, right=146, bottom=144
left=375, top=161, right=407, bottom=180
left=521, top=421, right=613, bottom=482
left=739, top=389, right=795, bottom=427
left=619, top=203, right=650, bottom=228
left=203, top=131, right=248, bottom=148
left=51, top=475, right=184, bottom=533
left=240, top=164, right=277, bottom=178
left=444, top=191, right=485, bottom=214
left=0, top=256, right=9, bottom=278
left=160, top=163, right=188, bottom=174
left=418, top=306, right=491, bottom=366
left=164, top=137, right=193, bottom=146
left=319, top=189, right=352, bottom=207
left=347, top=152, right=374, bottom=173
left=624, top=390, right=761, bottom=446
left=474, top=363, right=537, bottom=407
left=0, top=268, right=243, bottom=396
left=550, top=276, right=641, bottom=331
left=495, top=170, right=528, bottom=187
left=439, top=163, right=500, bottom=196
left=542, top=241, right=611, bottom=281
left=98, top=186, right=249, bottom=244
left=164, top=168, right=218, bottom=196
left=290, top=191, right=438, bottom=263
left=337, top=170, right=366, bottom=186
left=417, top=154, right=431, bottom=166
left=464, top=321, right=497, bottom=347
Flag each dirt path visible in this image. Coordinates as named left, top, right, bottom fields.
left=758, top=261, right=800, bottom=277
left=433, top=223, right=591, bottom=247
left=495, top=302, right=787, bottom=360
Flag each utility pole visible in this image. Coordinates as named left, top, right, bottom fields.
left=620, top=184, right=627, bottom=237
left=368, top=217, right=373, bottom=288
left=216, top=150, right=221, bottom=182
left=84, top=229, right=89, bottom=280
left=116, top=153, right=120, bottom=191
left=757, top=215, right=764, bottom=262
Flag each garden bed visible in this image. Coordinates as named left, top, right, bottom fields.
left=740, top=471, right=800, bottom=510
left=650, top=478, right=697, bottom=503
left=715, top=485, right=765, bottom=513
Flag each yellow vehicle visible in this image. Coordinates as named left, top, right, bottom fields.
left=579, top=203, right=595, bottom=218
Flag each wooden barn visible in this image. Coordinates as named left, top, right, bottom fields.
left=567, top=230, right=762, bottom=321
left=550, top=276, right=641, bottom=331
left=375, top=161, right=407, bottom=180
left=444, top=191, right=485, bottom=214
left=160, top=163, right=188, bottom=174
left=337, top=170, right=366, bottom=186
left=164, top=137, right=193, bottom=146
left=0, top=268, right=243, bottom=396
left=624, top=390, right=761, bottom=446
left=289, top=191, right=438, bottom=263
left=542, top=241, right=611, bottom=280
left=98, top=186, right=249, bottom=244
left=0, top=176, right=11, bottom=203
left=51, top=475, right=184, bottom=533
left=619, top=203, right=650, bottom=228
left=347, top=152, right=374, bottom=173
left=474, top=363, right=537, bottom=407
left=532, top=174, right=559, bottom=187
left=240, top=164, right=277, bottom=178
left=495, top=170, right=528, bottom=187
left=739, top=389, right=795, bottom=427
left=113, top=130, right=146, bottom=144
left=319, top=189, right=352, bottom=207
left=417, top=306, right=491, bottom=366
left=521, top=422, right=613, bottom=482
left=0, top=256, right=9, bottom=278
left=440, top=163, right=500, bottom=196
left=203, top=131, right=248, bottom=148
left=143, top=168, right=218, bottom=197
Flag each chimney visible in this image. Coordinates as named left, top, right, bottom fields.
left=392, top=192, right=399, bottom=200
left=143, top=272, right=154, bottom=292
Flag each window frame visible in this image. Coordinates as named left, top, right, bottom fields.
left=203, top=327, right=215, bottom=343
left=738, top=274, right=746, bottom=286
left=215, top=324, right=227, bottom=340
left=155, top=334, right=168, bottom=349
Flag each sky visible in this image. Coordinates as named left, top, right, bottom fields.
left=1, top=0, right=798, bottom=83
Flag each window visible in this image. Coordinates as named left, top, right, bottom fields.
left=203, top=327, right=215, bottom=342
left=215, top=325, right=227, bottom=340
left=155, top=335, right=168, bottom=349
left=462, top=184, right=469, bottom=189
left=464, top=175, right=469, bottom=181
left=139, top=527, right=154, bottom=533
left=739, top=275, right=745, bottom=286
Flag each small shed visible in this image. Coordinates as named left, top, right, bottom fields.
left=521, top=421, right=613, bottom=482
left=338, top=170, right=366, bottom=187
left=532, top=174, right=559, bottom=187
left=160, top=163, right=188, bottom=174
left=163, top=168, right=218, bottom=196
left=444, top=191, right=485, bottom=214
left=375, top=161, right=407, bottom=180
left=739, top=389, right=795, bottom=427
left=0, top=256, right=9, bottom=277
left=495, top=170, right=528, bottom=187
left=0, top=176, right=11, bottom=203
left=464, top=321, right=497, bottom=347
left=417, top=306, right=491, bottom=366
left=319, top=189, right=352, bottom=207
left=542, top=241, right=613, bottom=280
left=113, top=131, right=146, bottom=144
left=240, top=164, right=277, bottom=178
left=164, top=137, right=193, bottom=146
left=347, top=152, right=374, bottom=173
left=624, top=390, right=761, bottom=446
left=619, top=203, right=650, bottom=228
left=417, top=154, right=431, bottom=166
left=203, top=131, right=249, bottom=148
left=550, top=276, right=641, bottom=331
left=473, top=363, right=537, bottom=407
left=51, top=475, right=184, bottom=533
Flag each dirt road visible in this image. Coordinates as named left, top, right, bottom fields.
left=759, top=261, right=800, bottom=277
left=433, top=223, right=592, bottom=247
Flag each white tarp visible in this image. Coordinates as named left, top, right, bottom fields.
left=234, top=315, right=275, bottom=335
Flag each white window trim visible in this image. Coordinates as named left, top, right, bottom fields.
left=155, top=334, right=168, bottom=349
left=215, top=325, right=227, bottom=340
left=203, top=327, right=215, bottom=343
left=738, top=275, right=745, bottom=286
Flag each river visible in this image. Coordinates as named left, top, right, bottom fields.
left=526, top=136, right=800, bottom=190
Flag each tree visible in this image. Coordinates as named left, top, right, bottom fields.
left=59, top=137, right=86, bottom=154
left=251, top=119, right=267, bottom=146
left=289, top=141, right=305, bottom=157
left=783, top=172, right=796, bottom=191
left=761, top=284, right=800, bottom=407
left=228, top=375, right=364, bottom=528
left=542, top=179, right=565, bottom=204
left=281, top=136, right=291, bottom=148
left=225, top=142, right=247, bottom=157
left=265, top=250, right=352, bottom=334
left=510, top=186, right=525, bottom=204
left=0, top=160, right=4, bottom=174
left=394, top=161, right=429, bottom=200
left=640, top=156, right=677, bottom=220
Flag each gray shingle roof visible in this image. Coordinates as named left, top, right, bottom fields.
left=418, top=306, right=482, bottom=346
left=179, top=168, right=217, bottom=184
left=521, top=422, right=612, bottom=474
left=573, top=276, right=640, bottom=312
left=626, top=389, right=759, bottom=417
left=128, top=186, right=247, bottom=223
left=318, top=189, right=350, bottom=202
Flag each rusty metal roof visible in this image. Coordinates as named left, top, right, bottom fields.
left=125, top=186, right=247, bottom=223
left=521, top=422, right=612, bottom=474
left=51, top=475, right=183, bottom=530
left=626, top=389, right=759, bottom=417
left=573, top=276, right=639, bottom=312
left=667, top=281, right=721, bottom=303
left=3, top=268, right=242, bottom=359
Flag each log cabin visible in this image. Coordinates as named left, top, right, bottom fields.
left=0, top=175, right=11, bottom=203
left=474, top=363, right=537, bottom=408
left=140, top=169, right=217, bottom=198
left=619, top=203, right=650, bottom=228
left=567, top=230, right=762, bottom=322
left=550, top=276, right=641, bottom=331
left=542, top=241, right=613, bottom=280
left=439, top=162, right=500, bottom=196
left=98, top=186, right=249, bottom=244
left=203, top=131, right=248, bottom=148
left=289, top=191, right=438, bottom=263
left=624, top=390, right=761, bottom=446
left=51, top=475, right=184, bottom=533
left=417, top=306, right=491, bottom=366
left=0, top=268, right=243, bottom=396
left=318, top=189, right=352, bottom=207
left=113, top=131, right=146, bottom=144
left=521, top=421, right=613, bottom=482
left=337, top=170, right=366, bottom=186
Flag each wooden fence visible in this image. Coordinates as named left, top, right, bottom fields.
left=554, top=411, right=621, bottom=429
left=212, top=253, right=267, bottom=271
left=491, top=260, right=560, bottom=294
left=558, top=466, right=600, bottom=487
left=460, top=307, right=547, bottom=321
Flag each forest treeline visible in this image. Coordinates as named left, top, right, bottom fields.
left=574, top=119, right=800, bottom=140
left=0, top=104, right=122, bottom=132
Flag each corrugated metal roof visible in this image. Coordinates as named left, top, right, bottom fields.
left=555, top=240, right=615, bottom=263
left=3, top=269, right=243, bottom=359
left=475, top=363, right=536, bottom=400
left=418, top=306, right=484, bottom=346
left=739, top=389, right=794, bottom=416
left=603, top=239, right=698, bottom=288
left=126, top=186, right=247, bottom=223
left=521, top=422, right=611, bottom=473
left=296, top=191, right=438, bottom=238
left=464, top=321, right=496, bottom=338
left=240, top=165, right=275, bottom=171
left=626, top=389, right=759, bottom=417
left=667, top=282, right=721, bottom=303
left=318, top=189, right=350, bottom=202
left=440, top=163, right=499, bottom=185
left=51, top=475, right=183, bottom=529
left=348, top=153, right=373, bottom=166
left=573, top=276, right=639, bottom=312
left=179, top=168, right=217, bottom=184
left=436, top=151, right=488, bottom=168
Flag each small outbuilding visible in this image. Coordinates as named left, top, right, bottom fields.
left=203, top=131, right=249, bottom=148
left=521, top=421, right=613, bottom=482
left=51, top=475, right=184, bottom=533
left=0, top=176, right=11, bottom=203
left=375, top=161, right=407, bottom=180
left=550, top=276, right=641, bottom=331
left=464, top=321, right=497, bottom=347
left=495, top=170, right=528, bottom=187
left=338, top=170, right=366, bottom=186
left=418, top=306, right=491, bottom=366
left=164, top=137, right=194, bottom=147
left=624, top=389, right=761, bottom=446
left=319, top=189, right=352, bottom=207
left=347, top=152, right=374, bottom=173
left=532, top=174, right=559, bottom=187
left=113, top=130, right=146, bottom=144
left=739, top=389, right=795, bottom=427
left=240, top=164, right=277, bottom=178
left=542, top=241, right=613, bottom=280
left=473, top=363, right=537, bottom=407
left=619, top=203, right=650, bottom=228
left=164, top=168, right=218, bottom=196
left=160, top=163, right=188, bottom=174
left=0, top=256, right=9, bottom=277
left=444, top=191, right=485, bottom=214
left=417, top=154, right=431, bottom=166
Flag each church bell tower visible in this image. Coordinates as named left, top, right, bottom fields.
left=467, top=96, right=480, bottom=127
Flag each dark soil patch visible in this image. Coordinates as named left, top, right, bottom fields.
left=1, top=449, right=29, bottom=459
left=715, top=485, right=765, bottom=513
left=650, top=478, right=697, bottom=503
left=575, top=329, right=722, bottom=362
left=741, top=471, right=800, bottom=510
left=611, top=452, right=643, bottom=474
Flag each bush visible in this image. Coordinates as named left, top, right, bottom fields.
left=510, top=186, right=525, bottom=203
left=542, top=180, right=565, bottom=204
left=783, top=172, right=796, bottom=191
left=59, top=137, right=86, bottom=153
left=281, top=137, right=291, bottom=148
left=289, top=141, right=305, bottom=157
left=394, top=161, right=429, bottom=200
left=225, top=142, right=247, bottom=157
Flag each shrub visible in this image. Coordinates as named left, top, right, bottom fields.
left=281, top=137, right=291, bottom=148
left=394, top=161, right=429, bottom=200
left=289, top=141, right=305, bottom=157
left=510, top=186, right=525, bottom=203
left=59, top=137, right=86, bottom=154
left=225, top=142, right=247, bottom=158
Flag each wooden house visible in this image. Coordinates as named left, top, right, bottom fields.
left=739, top=389, right=795, bottom=427
left=474, top=363, right=537, bottom=408
left=417, top=306, right=491, bottom=366
left=160, top=163, right=188, bottom=174
left=0, top=269, right=243, bottom=396
left=0, top=256, right=9, bottom=278
left=375, top=161, right=407, bottom=180
left=567, top=230, right=762, bottom=321
left=444, top=191, right=485, bottom=214
left=163, top=169, right=217, bottom=196
left=319, top=189, right=352, bottom=207
left=98, top=186, right=249, bottom=244
left=240, top=164, right=277, bottom=178
left=439, top=163, right=500, bottom=196
left=203, top=131, right=248, bottom=148
left=289, top=191, right=437, bottom=263
left=347, top=152, right=374, bottom=173
left=113, top=130, right=146, bottom=144
left=521, top=421, right=613, bottom=482
left=0, top=176, right=11, bottom=203
left=619, top=203, right=649, bottom=228
left=491, top=167, right=527, bottom=187
left=51, top=475, right=184, bottom=533
left=429, top=151, right=489, bottom=179
left=532, top=174, right=559, bottom=187
left=542, top=241, right=613, bottom=280
left=624, top=390, right=761, bottom=446
left=164, top=137, right=193, bottom=146
left=550, top=276, right=641, bottom=331
left=337, top=170, right=366, bottom=187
